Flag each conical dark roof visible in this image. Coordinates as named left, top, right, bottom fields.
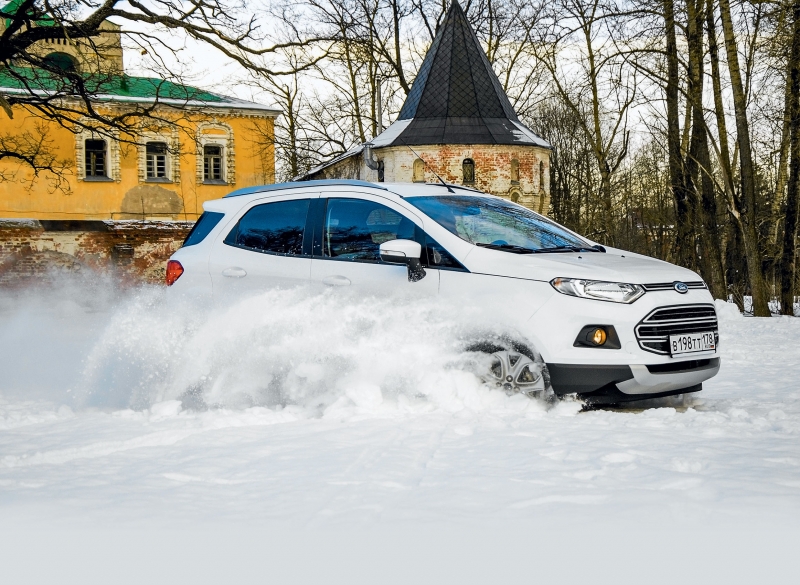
left=378, top=1, right=546, bottom=147
left=398, top=1, right=518, bottom=122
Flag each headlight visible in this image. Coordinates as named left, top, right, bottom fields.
left=550, top=278, right=645, bottom=304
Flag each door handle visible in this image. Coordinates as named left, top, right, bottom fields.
left=222, top=267, right=247, bottom=278
left=322, top=275, right=351, bottom=287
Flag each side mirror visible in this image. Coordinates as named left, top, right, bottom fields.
left=379, top=239, right=426, bottom=282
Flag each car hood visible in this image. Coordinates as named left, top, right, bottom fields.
left=462, top=246, right=701, bottom=285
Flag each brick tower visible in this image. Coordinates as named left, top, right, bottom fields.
left=300, top=1, right=551, bottom=213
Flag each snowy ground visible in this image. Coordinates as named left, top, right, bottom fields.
left=1, top=278, right=799, bottom=583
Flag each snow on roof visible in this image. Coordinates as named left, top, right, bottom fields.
left=0, top=67, right=280, bottom=114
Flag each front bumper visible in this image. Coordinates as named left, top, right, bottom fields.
left=548, top=357, right=720, bottom=404
left=525, top=286, right=717, bottom=366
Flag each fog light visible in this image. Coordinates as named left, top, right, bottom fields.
left=591, top=328, right=607, bottom=346
left=573, top=325, right=620, bottom=349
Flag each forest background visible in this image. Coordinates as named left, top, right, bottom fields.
left=2, top=0, right=799, bottom=316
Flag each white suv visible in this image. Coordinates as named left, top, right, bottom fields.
left=167, top=180, right=720, bottom=405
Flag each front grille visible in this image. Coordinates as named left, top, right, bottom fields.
left=643, top=281, right=707, bottom=291
left=635, top=304, right=718, bottom=355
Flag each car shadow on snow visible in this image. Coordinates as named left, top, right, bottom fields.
left=579, top=392, right=701, bottom=413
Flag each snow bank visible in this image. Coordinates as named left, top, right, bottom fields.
left=715, top=297, right=743, bottom=321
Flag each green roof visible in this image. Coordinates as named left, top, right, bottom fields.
left=0, top=66, right=227, bottom=103
left=2, top=0, right=56, bottom=28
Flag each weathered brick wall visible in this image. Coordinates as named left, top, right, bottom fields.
left=0, top=220, right=193, bottom=286
left=307, top=144, right=551, bottom=214
left=381, top=145, right=551, bottom=213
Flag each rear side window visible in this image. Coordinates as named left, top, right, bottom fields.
left=324, top=198, right=416, bottom=262
left=225, top=199, right=310, bottom=256
left=183, top=212, right=224, bottom=247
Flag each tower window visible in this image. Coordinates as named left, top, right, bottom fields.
left=413, top=158, right=425, bottom=183
left=539, top=161, right=545, bottom=190
left=85, top=139, right=107, bottom=177
left=462, top=158, right=475, bottom=184
left=43, top=52, right=76, bottom=72
left=146, top=142, right=168, bottom=179
left=511, top=159, right=520, bottom=184
left=204, top=145, right=223, bottom=182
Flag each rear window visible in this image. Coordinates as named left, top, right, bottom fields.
left=183, top=212, right=224, bottom=247
left=183, top=211, right=225, bottom=248
left=224, top=199, right=310, bottom=256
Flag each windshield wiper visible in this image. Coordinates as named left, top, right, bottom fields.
left=476, top=242, right=536, bottom=254
left=476, top=243, right=603, bottom=254
left=531, top=245, right=602, bottom=254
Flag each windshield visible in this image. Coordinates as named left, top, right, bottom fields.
left=406, top=195, right=593, bottom=253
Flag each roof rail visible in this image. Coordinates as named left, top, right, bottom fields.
left=223, top=179, right=387, bottom=198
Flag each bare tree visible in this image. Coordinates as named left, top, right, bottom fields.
left=717, top=0, right=771, bottom=315
left=780, top=0, right=800, bottom=314
left=0, top=0, right=332, bottom=178
left=531, top=0, right=636, bottom=245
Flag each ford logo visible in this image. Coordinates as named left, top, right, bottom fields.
left=673, top=281, right=689, bottom=294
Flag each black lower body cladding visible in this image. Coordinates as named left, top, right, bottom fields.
left=547, top=363, right=634, bottom=396
left=547, top=358, right=719, bottom=404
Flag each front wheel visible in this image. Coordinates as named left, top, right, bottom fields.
left=465, top=336, right=552, bottom=399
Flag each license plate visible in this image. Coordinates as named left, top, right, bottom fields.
left=669, top=332, right=716, bottom=355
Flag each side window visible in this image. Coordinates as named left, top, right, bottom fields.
left=324, top=198, right=416, bottom=262
left=423, top=234, right=467, bottom=271
left=224, top=199, right=310, bottom=256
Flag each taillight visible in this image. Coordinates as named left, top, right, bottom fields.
left=166, top=260, right=184, bottom=286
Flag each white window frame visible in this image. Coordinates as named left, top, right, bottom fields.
left=84, top=138, right=108, bottom=178
left=202, top=143, right=225, bottom=182
left=196, top=121, right=235, bottom=185
left=137, top=129, right=180, bottom=183
left=75, top=124, right=120, bottom=182
left=146, top=141, right=169, bottom=180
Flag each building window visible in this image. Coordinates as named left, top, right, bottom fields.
left=511, top=159, right=520, bottom=184
left=539, top=161, right=545, bottom=190
left=146, top=141, right=169, bottom=180
left=413, top=158, right=425, bottom=183
left=85, top=139, right=107, bottom=178
left=204, top=145, right=223, bottom=182
left=43, top=52, right=76, bottom=72
left=196, top=122, right=234, bottom=185
left=462, top=158, right=475, bottom=184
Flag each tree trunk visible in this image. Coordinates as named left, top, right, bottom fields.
left=781, top=0, right=800, bottom=316
left=664, top=0, right=692, bottom=269
left=718, top=0, right=771, bottom=316
left=707, top=0, right=745, bottom=303
left=686, top=0, right=726, bottom=297
left=707, top=0, right=734, bottom=187
left=765, top=66, right=794, bottom=288
left=775, top=77, right=794, bottom=219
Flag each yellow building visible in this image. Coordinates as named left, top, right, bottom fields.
left=0, top=6, right=278, bottom=221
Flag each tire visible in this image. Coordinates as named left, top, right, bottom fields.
left=465, top=334, right=553, bottom=399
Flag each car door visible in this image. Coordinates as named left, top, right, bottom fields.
left=209, top=193, right=316, bottom=296
left=309, top=194, right=440, bottom=295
